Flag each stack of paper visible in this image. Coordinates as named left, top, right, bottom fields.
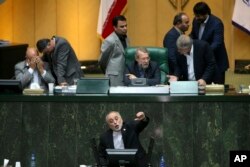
left=205, top=84, right=224, bottom=95
left=23, top=88, right=45, bottom=95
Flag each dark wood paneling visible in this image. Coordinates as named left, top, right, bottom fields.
left=0, top=95, right=250, bottom=167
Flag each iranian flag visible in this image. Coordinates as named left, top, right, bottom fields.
left=232, top=0, right=250, bottom=34
left=97, top=0, right=127, bottom=39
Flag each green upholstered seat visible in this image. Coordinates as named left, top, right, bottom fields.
left=125, top=47, right=169, bottom=84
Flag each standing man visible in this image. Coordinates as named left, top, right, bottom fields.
left=163, top=12, right=190, bottom=74
left=190, top=2, right=229, bottom=84
left=15, top=47, right=55, bottom=89
left=99, top=111, right=149, bottom=167
left=99, top=15, right=129, bottom=86
left=124, top=47, right=161, bottom=86
left=168, top=35, right=216, bottom=86
left=36, top=36, right=83, bottom=86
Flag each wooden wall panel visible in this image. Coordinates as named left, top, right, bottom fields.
left=56, top=0, right=79, bottom=57
left=223, top=0, right=234, bottom=69
left=157, top=0, right=177, bottom=47
left=127, top=0, right=157, bottom=46
left=78, top=0, right=100, bottom=60
left=233, top=29, right=250, bottom=59
left=12, top=0, right=35, bottom=46
left=0, top=0, right=13, bottom=41
left=35, top=0, right=57, bottom=43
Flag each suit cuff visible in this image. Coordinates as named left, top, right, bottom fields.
left=41, top=70, right=47, bottom=78
left=143, top=116, right=149, bottom=122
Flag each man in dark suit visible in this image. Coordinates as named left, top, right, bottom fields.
left=98, top=15, right=130, bottom=86
left=98, top=111, right=149, bottom=167
left=190, top=1, right=229, bottom=84
left=15, top=47, right=55, bottom=89
left=124, top=47, right=160, bottom=86
left=36, top=36, right=83, bottom=86
left=163, top=12, right=190, bottom=74
left=168, top=35, right=216, bottom=86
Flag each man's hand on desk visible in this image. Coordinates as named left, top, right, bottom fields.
left=126, top=74, right=137, bottom=80
left=60, top=82, right=68, bottom=86
left=167, top=75, right=178, bottom=82
left=197, top=79, right=206, bottom=86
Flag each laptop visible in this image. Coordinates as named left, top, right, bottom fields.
left=170, top=81, right=198, bottom=95
left=0, top=79, right=22, bottom=94
left=76, top=78, right=109, bottom=94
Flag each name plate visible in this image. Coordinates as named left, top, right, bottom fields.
left=170, top=81, right=198, bottom=94
left=109, top=86, right=169, bottom=94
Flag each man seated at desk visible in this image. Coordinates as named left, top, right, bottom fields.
left=124, top=47, right=161, bottom=86
left=168, top=35, right=216, bottom=86
left=15, top=47, right=55, bottom=89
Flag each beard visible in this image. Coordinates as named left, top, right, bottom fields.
left=197, top=18, right=206, bottom=24
left=141, top=63, right=149, bottom=69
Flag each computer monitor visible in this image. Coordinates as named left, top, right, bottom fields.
left=76, top=78, right=109, bottom=94
left=106, top=149, right=138, bottom=166
left=0, top=79, right=22, bottom=94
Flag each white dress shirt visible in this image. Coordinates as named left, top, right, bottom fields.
left=113, top=131, right=125, bottom=149
left=185, top=45, right=196, bottom=81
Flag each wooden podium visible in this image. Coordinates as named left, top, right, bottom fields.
left=0, top=43, right=28, bottom=79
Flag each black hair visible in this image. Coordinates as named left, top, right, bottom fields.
left=36, top=39, right=50, bottom=53
left=112, top=15, right=126, bottom=27
left=173, top=12, right=186, bottom=25
left=193, top=2, right=211, bottom=15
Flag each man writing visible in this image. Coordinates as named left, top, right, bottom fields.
left=98, top=111, right=149, bottom=167
left=168, top=35, right=216, bottom=86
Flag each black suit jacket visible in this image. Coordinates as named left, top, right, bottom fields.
left=175, top=40, right=216, bottom=83
left=124, top=61, right=160, bottom=86
left=163, top=27, right=182, bottom=74
left=98, top=117, right=149, bottom=167
left=190, top=14, right=229, bottom=72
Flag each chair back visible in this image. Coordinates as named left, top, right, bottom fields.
left=125, top=47, right=169, bottom=84
left=147, top=136, right=155, bottom=166
left=90, top=138, right=101, bottom=167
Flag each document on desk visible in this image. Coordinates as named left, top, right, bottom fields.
left=109, top=85, right=170, bottom=94
left=170, top=81, right=198, bottom=94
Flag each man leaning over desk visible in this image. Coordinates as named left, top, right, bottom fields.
left=124, top=47, right=161, bottom=86
left=168, top=35, right=216, bottom=86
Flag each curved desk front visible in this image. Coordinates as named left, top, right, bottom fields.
left=0, top=93, right=249, bottom=167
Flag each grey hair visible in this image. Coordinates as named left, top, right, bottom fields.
left=135, top=47, right=149, bottom=59
left=105, top=111, right=121, bottom=123
left=176, top=35, right=193, bottom=49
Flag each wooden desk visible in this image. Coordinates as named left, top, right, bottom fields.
left=0, top=43, right=28, bottom=79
